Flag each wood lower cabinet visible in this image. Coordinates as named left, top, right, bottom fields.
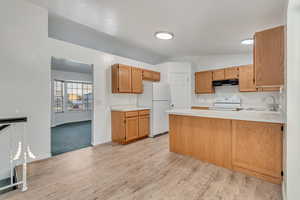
left=169, top=115, right=232, bottom=169
left=169, top=114, right=283, bottom=184
left=138, top=115, right=150, bottom=137
left=195, top=71, right=214, bottom=94
left=125, top=116, right=139, bottom=141
left=112, top=110, right=150, bottom=144
left=232, top=120, right=282, bottom=184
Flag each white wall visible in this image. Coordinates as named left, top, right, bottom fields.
left=286, top=1, right=300, bottom=199
left=0, top=0, right=50, bottom=179
left=0, top=0, right=159, bottom=180
left=51, top=70, right=93, bottom=127
left=169, top=53, right=253, bottom=70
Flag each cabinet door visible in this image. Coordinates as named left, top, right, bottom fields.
left=257, top=87, right=280, bottom=92
left=118, top=65, right=132, bottom=93
left=239, top=65, right=257, bottom=92
left=131, top=67, right=143, bottom=93
left=125, top=116, right=139, bottom=141
left=138, top=115, right=150, bottom=137
left=142, top=70, right=153, bottom=80
left=152, top=72, right=161, bottom=81
left=111, top=111, right=126, bottom=143
left=255, top=26, right=284, bottom=86
left=195, top=71, right=214, bottom=94
left=225, top=67, right=239, bottom=79
left=232, top=120, right=282, bottom=183
left=169, top=115, right=232, bottom=169
left=213, top=69, right=225, bottom=81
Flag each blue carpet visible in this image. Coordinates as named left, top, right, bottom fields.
left=51, top=121, right=92, bottom=156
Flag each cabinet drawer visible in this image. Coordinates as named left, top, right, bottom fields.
left=125, top=111, right=139, bottom=117
left=139, top=110, right=150, bottom=116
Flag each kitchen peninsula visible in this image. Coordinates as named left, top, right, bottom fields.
left=167, top=109, right=284, bottom=184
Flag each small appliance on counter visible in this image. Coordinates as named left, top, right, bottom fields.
left=138, top=82, right=170, bottom=137
left=210, top=96, right=241, bottom=111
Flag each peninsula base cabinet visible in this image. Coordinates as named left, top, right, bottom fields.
left=112, top=110, right=150, bottom=144
left=232, top=120, right=283, bottom=184
left=169, top=115, right=283, bottom=184
left=169, top=115, right=232, bottom=169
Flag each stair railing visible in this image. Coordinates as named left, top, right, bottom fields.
left=0, top=117, right=34, bottom=192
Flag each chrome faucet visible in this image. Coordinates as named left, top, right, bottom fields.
left=266, top=96, right=279, bottom=112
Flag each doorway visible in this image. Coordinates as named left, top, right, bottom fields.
left=169, top=72, right=191, bottom=109
left=50, top=57, right=93, bottom=156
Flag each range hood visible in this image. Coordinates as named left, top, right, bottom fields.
left=213, top=79, right=239, bottom=87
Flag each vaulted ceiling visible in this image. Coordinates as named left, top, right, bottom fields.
left=28, top=0, right=287, bottom=63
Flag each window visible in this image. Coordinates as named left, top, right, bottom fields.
left=67, top=81, right=93, bottom=111
left=54, top=80, right=64, bottom=113
left=83, top=83, right=93, bottom=110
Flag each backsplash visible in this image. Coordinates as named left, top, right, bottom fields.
left=192, top=85, right=282, bottom=110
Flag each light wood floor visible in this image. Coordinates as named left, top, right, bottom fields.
left=0, top=134, right=282, bottom=200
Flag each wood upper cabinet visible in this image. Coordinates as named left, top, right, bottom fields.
left=152, top=72, right=161, bottom=81
left=232, top=120, right=283, bottom=184
left=195, top=71, right=214, bottom=94
left=213, top=69, right=225, bottom=81
left=142, top=70, right=153, bottom=80
left=225, top=67, right=239, bottom=79
left=111, top=110, right=150, bottom=144
left=131, top=67, right=143, bottom=93
left=239, top=65, right=257, bottom=92
left=112, top=64, right=160, bottom=93
left=112, top=64, right=132, bottom=93
left=142, top=69, right=160, bottom=82
left=254, top=26, right=284, bottom=87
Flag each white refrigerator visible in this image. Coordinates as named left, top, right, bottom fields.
left=138, top=82, right=170, bottom=137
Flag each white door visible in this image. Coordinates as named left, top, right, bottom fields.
left=169, top=72, right=190, bottom=109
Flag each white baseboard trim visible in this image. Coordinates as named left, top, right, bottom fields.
left=282, top=180, right=287, bottom=200
left=92, top=139, right=111, bottom=146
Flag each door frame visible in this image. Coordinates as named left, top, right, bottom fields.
left=50, top=56, right=95, bottom=155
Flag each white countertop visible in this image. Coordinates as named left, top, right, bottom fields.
left=111, top=106, right=151, bottom=112
left=166, top=109, right=284, bottom=124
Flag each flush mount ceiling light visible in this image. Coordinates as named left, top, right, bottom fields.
left=241, top=38, right=254, bottom=45
left=154, top=31, right=174, bottom=40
